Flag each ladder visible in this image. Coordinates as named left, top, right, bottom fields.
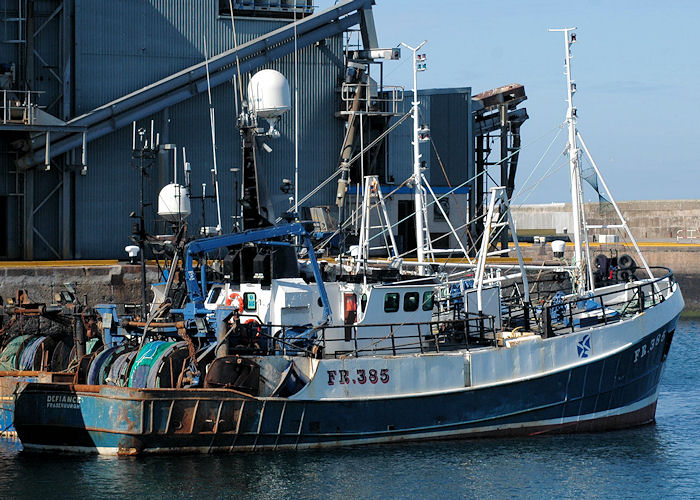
left=2, top=0, right=25, bottom=45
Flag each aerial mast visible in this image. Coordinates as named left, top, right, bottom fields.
left=401, top=40, right=428, bottom=274
left=550, top=27, right=587, bottom=292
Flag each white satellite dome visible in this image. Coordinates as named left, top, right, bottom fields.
left=158, top=183, right=191, bottom=222
left=247, top=69, right=291, bottom=119
left=551, top=240, right=566, bottom=258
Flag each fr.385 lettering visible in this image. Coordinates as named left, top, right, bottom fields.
left=327, top=368, right=390, bottom=385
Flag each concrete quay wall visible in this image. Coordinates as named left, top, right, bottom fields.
left=0, top=264, right=159, bottom=307
left=512, top=199, right=700, bottom=242
left=0, top=242, right=697, bottom=320
left=520, top=242, right=700, bottom=313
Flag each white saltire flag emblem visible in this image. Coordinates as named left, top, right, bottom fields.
left=577, top=334, right=592, bottom=358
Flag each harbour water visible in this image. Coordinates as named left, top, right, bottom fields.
left=1, top=319, right=698, bottom=499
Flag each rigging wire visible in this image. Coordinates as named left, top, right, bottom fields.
left=361, top=123, right=565, bottom=251
left=227, top=0, right=245, bottom=108
left=276, top=109, right=414, bottom=222
left=203, top=35, right=223, bottom=234
left=314, top=122, right=567, bottom=262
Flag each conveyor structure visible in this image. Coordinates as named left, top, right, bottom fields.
left=17, top=0, right=377, bottom=170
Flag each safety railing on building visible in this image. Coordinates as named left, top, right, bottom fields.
left=0, top=89, right=43, bottom=125
left=340, top=82, right=404, bottom=116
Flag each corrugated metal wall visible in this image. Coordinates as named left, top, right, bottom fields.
left=0, top=1, right=476, bottom=260
left=0, top=0, right=67, bottom=259
left=72, top=0, right=345, bottom=258
left=386, top=88, right=473, bottom=189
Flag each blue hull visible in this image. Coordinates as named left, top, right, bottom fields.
left=1, top=372, right=42, bottom=436
left=14, top=320, right=678, bottom=455
left=2, top=371, right=76, bottom=436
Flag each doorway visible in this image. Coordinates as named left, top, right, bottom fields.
left=397, top=200, right=416, bottom=257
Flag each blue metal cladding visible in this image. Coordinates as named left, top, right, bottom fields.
left=429, top=90, right=472, bottom=188
left=0, top=0, right=67, bottom=258
left=386, top=88, right=473, bottom=189
left=73, top=1, right=344, bottom=258
left=73, top=1, right=290, bottom=114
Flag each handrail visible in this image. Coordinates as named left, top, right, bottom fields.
left=540, top=267, right=676, bottom=337
left=221, top=312, right=498, bottom=358
left=340, top=82, right=404, bottom=115
left=0, top=89, right=45, bottom=125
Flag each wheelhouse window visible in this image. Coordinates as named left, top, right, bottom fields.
left=384, top=293, right=399, bottom=313
left=344, top=293, right=357, bottom=324
left=404, top=292, right=419, bottom=312
left=208, top=286, right=223, bottom=304
left=422, top=291, right=434, bottom=311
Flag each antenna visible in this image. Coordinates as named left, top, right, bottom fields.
left=400, top=40, right=428, bottom=275
left=173, top=145, right=178, bottom=184
left=293, top=4, right=300, bottom=214
left=227, top=0, right=245, bottom=109
left=181, top=147, right=187, bottom=185
left=203, top=35, right=224, bottom=235
left=549, top=27, right=588, bottom=291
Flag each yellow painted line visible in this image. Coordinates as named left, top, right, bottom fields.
left=400, top=257, right=532, bottom=264
left=0, top=260, right=119, bottom=268
left=636, top=241, right=700, bottom=248
left=0, top=260, right=164, bottom=268
left=518, top=241, right=700, bottom=248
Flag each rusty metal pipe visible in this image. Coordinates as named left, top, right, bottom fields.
left=74, top=312, right=86, bottom=358
left=122, top=320, right=186, bottom=329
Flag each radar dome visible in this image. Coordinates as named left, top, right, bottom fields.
left=158, top=183, right=191, bottom=222
left=247, top=69, right=291, bottom=119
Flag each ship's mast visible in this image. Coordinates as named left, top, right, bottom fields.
left=550, top=27, right=587, bottom=292
left=401, top=40, right=428, bottom=274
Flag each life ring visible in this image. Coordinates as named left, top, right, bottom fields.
left=225, top=292, right=244, bottom=313
left=245, top=318, right=261, bottom=334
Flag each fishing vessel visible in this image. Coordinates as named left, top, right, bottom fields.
left=0, top=289, right=102, bottom=436
left=11, top=28, right=683, bottom=455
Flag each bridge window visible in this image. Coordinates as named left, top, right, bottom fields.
left=208, top=286, right=223, bottom=304
left=422, top=291, right=434, bottom=311
left=219, top=0, right=314, bottom=20
left=384, top=293, right=399, bottom=313
left=404, top=292, right=419, bottom=312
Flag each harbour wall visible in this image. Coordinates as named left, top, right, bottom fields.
left=0, top=264, right=159, bottom=307
left=511, top=199, right=700, bottom=242
left=513, top=199, right=700, bottom=313
left=519, top=243, right=700, bottom=313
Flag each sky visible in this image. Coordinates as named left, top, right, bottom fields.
left=317, top=0, right=700, bottom=204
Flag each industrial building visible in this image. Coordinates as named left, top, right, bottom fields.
left=0, top=0, right=527, bottom=260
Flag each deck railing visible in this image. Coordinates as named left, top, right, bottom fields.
left=224, top=311, right=497, bottom=358
left=538, top=267, right=676, bottom=338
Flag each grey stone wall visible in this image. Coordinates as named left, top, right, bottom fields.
left=512, top=199, right=700, bottom=242
left=0, top=265, right=159, bottom=307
